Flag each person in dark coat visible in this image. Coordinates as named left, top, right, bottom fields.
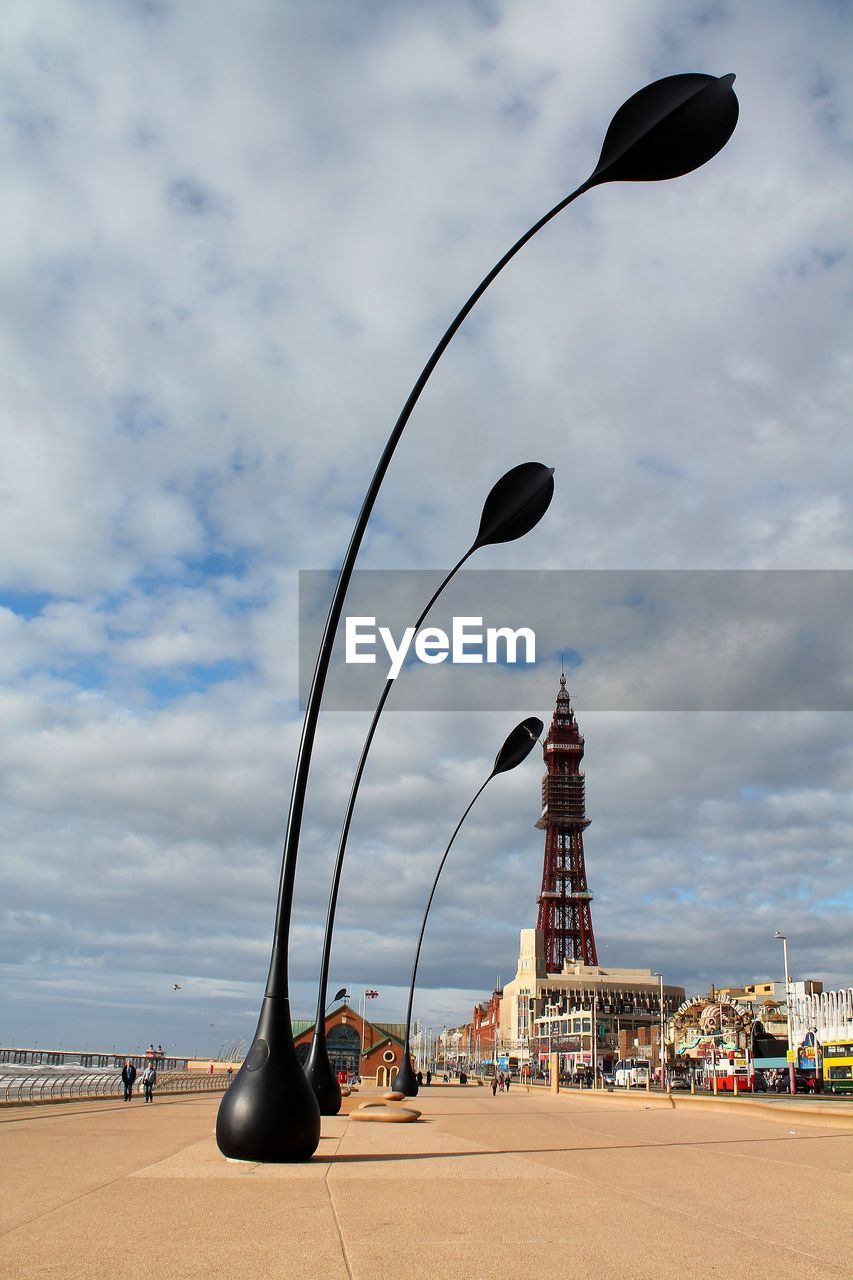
left=121, top=1059, right=137, bottom=1101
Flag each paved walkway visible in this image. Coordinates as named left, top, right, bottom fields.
left=1, top=1084, right=851, bottom=1279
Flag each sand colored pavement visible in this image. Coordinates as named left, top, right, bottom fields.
left=1, top=1085, right=851, bottom=1279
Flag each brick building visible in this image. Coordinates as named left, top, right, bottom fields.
left=293, top=1003, right=405, bottom=1087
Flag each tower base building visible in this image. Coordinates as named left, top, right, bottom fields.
left=500, top=928, right=685, bottom=1077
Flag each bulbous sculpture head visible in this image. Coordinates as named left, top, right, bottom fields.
left=473, top=462, right=555, bottom=550
left=588, top=72, right=739, bottom=187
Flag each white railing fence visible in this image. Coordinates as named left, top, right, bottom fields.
left=0, top=1071, right=233, bottom=1104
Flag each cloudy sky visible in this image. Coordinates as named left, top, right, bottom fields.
left=1, top=0, right=851, bottom=1059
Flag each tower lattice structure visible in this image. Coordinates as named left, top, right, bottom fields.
left=535, top=674, right=598, bottom=971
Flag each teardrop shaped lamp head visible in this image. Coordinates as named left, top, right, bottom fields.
left=491, top=716, right=544, bottom=777
left=333, top=988, right=348, bottom=1002
left=473, top=462, right=555, bottom=550
left=588, top=72, right=738, bottom=187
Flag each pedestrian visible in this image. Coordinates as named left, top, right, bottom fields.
left=227, top=1066, right=234, bottom=1086
left=121, top=1059, right=137, bottom=1102
left=505, top=1073, right=511, bottom=1093
left=141, top=1062, right=157, bottom=1103
left=426, top=1070, right=432, bottom=1086
left=491, top=1074, right=498, bottom=1097
left=416, top=1069, right=423, bottom=1087
left=209, top=1062, right=214, bottom=1075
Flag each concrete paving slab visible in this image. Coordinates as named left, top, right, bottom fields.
left=1, top=1181, right=349, bottom=1280
left=0, top=1096, right=214, bottom=1234
left=1, top=1084, right=850, bottom=1280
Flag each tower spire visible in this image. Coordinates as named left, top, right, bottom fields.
left=534, top=676, right=598, bottom=970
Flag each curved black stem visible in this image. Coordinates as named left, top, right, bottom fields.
left=403, top=775, right=492, bottom=1049
left=265, top=182, right=591, bottom=1000
left=219, top=182, right=591, bottom=1159
left=311, top=549, right=472, bottom=1034
left=304, top=551, right=474, bottom=1112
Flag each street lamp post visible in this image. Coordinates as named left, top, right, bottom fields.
left=775, top=931, right=797, bottom=1095
left=747, top=1015, right=759, bottom=1093
left=215, top=72, right=740, bottom=1164
left=653, top=973, right=666, bottom=1090
left=395, top=717, right=542, bottom=1097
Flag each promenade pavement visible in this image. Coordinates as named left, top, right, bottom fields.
left=1, top=1083, right=851, bottom=1280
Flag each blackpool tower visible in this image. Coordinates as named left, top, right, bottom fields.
left=535, top=673, right=598, bottom=970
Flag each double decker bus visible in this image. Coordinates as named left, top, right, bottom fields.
left=821, top=1040, right=853, bottom=1095
left=709, top=1057, right=754, bottom=1092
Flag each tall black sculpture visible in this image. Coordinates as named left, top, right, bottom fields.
left=216, top=72, right=739, bottom=1163
left=393, top=717, right=543, bottom=1098
left=303, top=462, right=555, bottom=1116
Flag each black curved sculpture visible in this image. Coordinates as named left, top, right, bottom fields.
left=216, top=72, right=739, bottom=1163
left=394, top=717, right=544, bottom=1098
left=303, top=462, right=555, bottom=1115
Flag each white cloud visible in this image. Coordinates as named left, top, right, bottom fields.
left=0, top=0, right=850, bottom=1053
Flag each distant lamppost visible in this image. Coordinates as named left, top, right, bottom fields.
left=216, top=72, right=740, bottom=1164
left=747, top=1015, right=760, bottom=1092
left=774, top=931, right=797, bottom=1095
left=653, top=972, right=666, bottom=1090
left=395, top=718, right=542, bottom=1097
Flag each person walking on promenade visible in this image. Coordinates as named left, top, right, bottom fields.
left=426, top=1070, right=432, bottom=1086
left=505, top=1073, right=511, bottom=1093
left=491, top=1074, right=498, bottom=1097
left=121, top=1059, right=137, bottom=1102
left=142, top=1062, right=157, bottom=1103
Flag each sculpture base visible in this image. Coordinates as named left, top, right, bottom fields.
left=216, top=994, right=321, bottom=1163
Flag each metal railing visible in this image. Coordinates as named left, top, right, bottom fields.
left=0, top=1071, right=234, bottom=1105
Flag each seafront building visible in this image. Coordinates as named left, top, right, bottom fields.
left=499, top=928, right=683, bottom=1076
left=292, top=1003, right=406, bottom=1086
left=455, top=678, right=850, bottom=1083
left=446, top=678, right=686, bottom=1077
left=502, top=679, right=684, bottom=1076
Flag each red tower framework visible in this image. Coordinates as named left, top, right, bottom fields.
left=535, top=674, right=598, bottom=971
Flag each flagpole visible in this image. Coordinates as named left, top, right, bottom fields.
left=359, top=988, right=365, bottom=1079
left=358, top=988, right=379, bottom=1081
